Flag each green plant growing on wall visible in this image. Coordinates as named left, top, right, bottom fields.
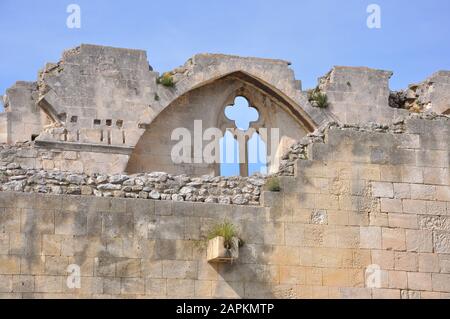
left=207, top=220, right=242, bottom=249
left=307, top=89, right=329, bottom=108
left=266, top=176, right=281, bottom=192
left=157, top=72, right=175, bottom=87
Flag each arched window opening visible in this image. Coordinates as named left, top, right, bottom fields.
left=219, top=130, right=240, bottom=177
left=247, top=132, right=267, bottom=175
left=224, top=96, right=258, bottom=130
left=220, top=96, right=267, bottom=177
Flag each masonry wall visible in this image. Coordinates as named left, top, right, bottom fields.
left=0, top=113, right=8, bottom=144
left=0, top=115, right=449, bottom=299
left=126, top=77, right=308, bottom=175
left=319, top=67, right=410, bottom=124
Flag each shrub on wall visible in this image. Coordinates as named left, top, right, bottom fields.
left=307, top=89, right=329, bottom=108
left=157, top=72, right=175, bottom=87
left=207, top=220, right=242, bottom=249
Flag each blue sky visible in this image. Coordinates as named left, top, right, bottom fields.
left=1, top=0, right=449, bottom=96
left=1, top=0, right=449, bottom=175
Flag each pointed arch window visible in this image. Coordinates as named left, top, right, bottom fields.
left=220, top=96, right=267, bottom=176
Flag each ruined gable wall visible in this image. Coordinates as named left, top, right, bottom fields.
left=126, top=77, right=309, bottom=176
left=0, top=114, right=449, bottom=299
left=2, top=82, right=46, bottom=144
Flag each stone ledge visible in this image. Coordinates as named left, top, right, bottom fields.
left=35, top=140, right=134, bottom=155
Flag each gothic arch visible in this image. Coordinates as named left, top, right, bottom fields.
left=126, top=71, right=320, bottom=175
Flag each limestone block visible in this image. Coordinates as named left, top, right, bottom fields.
left=335, top=226, right=360, bottom=248
left=103, top=278, right=121, bottom=295
left=394, top=252, right=418, bottom=272
left=436, top=186, right=450, bottom=201
left=94, top=257, right=116, bottom=277
left=402, top=199, right=426, bottom=214
left=12, top=275, right=35, bottom=293
left=0, top=208, right=20, bottom=233
left=408, top=272, right=432, bottom=291
left=162, top=260, right=197, bottom=279
left=102, top=212, right=134, bottom=238
left=410, top=184, right=436, bottom=200
left=381, top=198, right=403, bottom=213
left=360, top=227, right=382, bottom=249
left=418, top=253, right=440, bottom=273
left=0, top=275, right=12, bottom=293
left=121, top=278, right=144, bottom=295
left=406, top=230, right=433, bottom=253
left=9, top=233, right=42, bottom=256
left=166, top=279, right=195, bottom=297
left=116, top=259, right=142, bottom=278
left=426, top=201, right=447, bottom=216
left=44, top=256, right=70, bottom=276
left=55, top=211, right=87, bottom=236
left=339, top=287, right=372, bottom=299
left=194, top=280, right=212, bottom=298
left=424, top=167, right=450, bottom=185
left=20, top=208, right=55, bottom=234
left=371, top=250, right=394, bottom=270
left=145, top=278, right=167, bottom=297
left=380, top=165, right=402, bottom=183
left=388, top=213, right=418, bottom=229
left=431, top=273, right=450, bottom=292
left=42, top=235, right=62, bottom=256
left=388, top=271, right=408, bottom=289
left=34, top=275, right=64, bottom=293
left=372, top=182, right=394, bottom=198
left=372, top=288, right=401, bottom=299
left=416, top=150, right=448, bottom=168
left=382, top=228, right=406, bottom=251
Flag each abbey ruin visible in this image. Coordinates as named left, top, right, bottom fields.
left=0, top=44, right=449, bottom=298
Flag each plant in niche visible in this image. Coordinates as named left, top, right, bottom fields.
left=156, top=72, right=175, bottom=87
left=307, top=88, right=329, bottom=108
left=266, top=176, right=281, bottom=192
left=207, top=220, right=243, bottom=250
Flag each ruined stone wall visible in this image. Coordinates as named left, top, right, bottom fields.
left=318, top=66, right=409, bottom=124
left=390, top=71, right=450, bottom=115
left=0, top=113, right=8, bottom=144
left=0, top=114, right=449, bottom=299
left=1, top=81, right=46, bottom=144
left=0, top=142, right=130, bottom=175
left=126, top=77, right=309, bottom=176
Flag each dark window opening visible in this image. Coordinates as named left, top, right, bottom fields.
left=116, top=120, right=123, bottom=128
left=70, top=116, right=78, bottom=123
left=59, top=113, right=67, bottom=122
left=106, top=119, right=112, bottom=126
left=94, top=119, right=101, bottom=125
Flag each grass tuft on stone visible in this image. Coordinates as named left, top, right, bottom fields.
left=266, top=176, right=281, bottom=192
